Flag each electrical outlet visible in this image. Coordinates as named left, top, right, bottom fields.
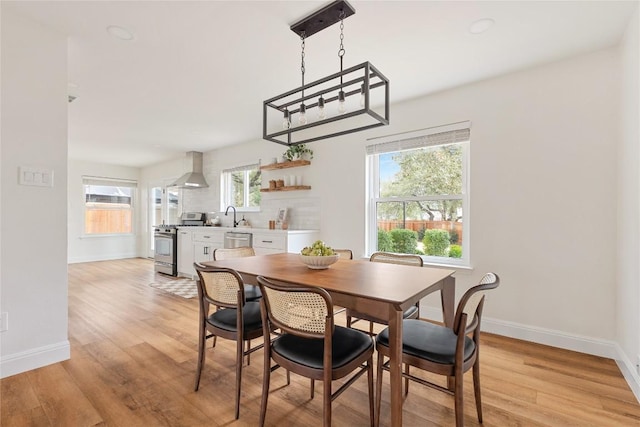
left=0, top=312, right=7, bottom=332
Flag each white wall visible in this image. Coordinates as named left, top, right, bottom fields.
left=617, top=5, right=640, bottom=398
left=0, top=9, right=69, bottom=377
left=315, top=48, right=621, bottom=348
left=162, top=47, right=623, bottom=359
left=67, top=159, right=141, bottom=263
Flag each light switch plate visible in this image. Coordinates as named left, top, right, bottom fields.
left=19, top=166, right=54, bottom=187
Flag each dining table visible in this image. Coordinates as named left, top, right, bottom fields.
left=203, top=252, right=456, bottom=426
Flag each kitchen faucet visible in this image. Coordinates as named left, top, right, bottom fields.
left=225, top=205, right=239, bottom=227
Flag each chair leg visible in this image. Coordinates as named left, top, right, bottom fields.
left=194, top=323, right=206, bottom=391
left=287, top=370, right=291, bottom=385
left=367, top=356, right=374, bottom=427
left=346, top=314, right=352, bottom=328
left=323, top=377, right=332, bottom=427
left=235, top=338, right=243, bottom=420
left=454, top=369, right=464, bottom=427
left=260, top=339, right=271, bottom=426
left=375, top=354, right=384, bottom=427
left=404, top=364, right=409, bottom=396
left=369, top=321, right=374, bottom=336
left=212, top=335, right=217, bottom=347
left=310, top=379, right=315, bottom=399
left=247, top=340, right=251, bottom=366
left=473, top=359, right=483, bottom=423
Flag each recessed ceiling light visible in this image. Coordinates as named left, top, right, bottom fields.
left=469, top=18, right=495, bottom=35
left=107, top=25, right=135, bottom=41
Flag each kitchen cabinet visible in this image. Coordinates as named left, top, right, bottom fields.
left=177, top=229, right=194, bottom=277
left=177, top=227, right=319, bottom=277
left=253, top=230, right=319, bottom=256
left=177, top=228, right=224, bottom=278
left=193, top=230, right=224, bottom=264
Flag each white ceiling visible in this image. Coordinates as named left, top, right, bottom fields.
left=5, top=1, right=637, bottom=167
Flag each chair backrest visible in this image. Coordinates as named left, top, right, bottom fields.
left=453, top=272, right=500, bottom=334
left=213, top=247, right=256, bottom=260
left=333, top=249, right=353, bottom=260
left=194, top=263, right=246, bottom=308
left=370, top=251, right=423, bottom=267
left=257, top=276, right=333, bottom=339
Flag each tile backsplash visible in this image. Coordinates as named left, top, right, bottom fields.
left=181, top=154, right=320, bottom=230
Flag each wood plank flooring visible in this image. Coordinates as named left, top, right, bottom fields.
left=1, top=258, right=639, bottom=426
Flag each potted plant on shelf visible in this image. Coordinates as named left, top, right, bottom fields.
left=283, top=144, right=314, bottom=162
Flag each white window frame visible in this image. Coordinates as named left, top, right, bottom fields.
left=365, top=121, right=471, bottom=268
left=221, top=163, right=261, bottom=212
left=82, top=176, right=137, bottom=236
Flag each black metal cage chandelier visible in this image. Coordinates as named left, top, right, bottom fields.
left=263, top=0, right=390, bottom=147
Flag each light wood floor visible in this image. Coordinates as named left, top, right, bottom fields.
left=2, top=258, right=639, bottom=426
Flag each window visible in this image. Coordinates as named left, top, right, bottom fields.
left=221, top=163, right=261, bottom=211
left=366, top=122, right=470, bottom=266
left=83, top=177, right=137, bottom=235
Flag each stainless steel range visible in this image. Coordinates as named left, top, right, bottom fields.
left=154, top=212, right=205, bottom=276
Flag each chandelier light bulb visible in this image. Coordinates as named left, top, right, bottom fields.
left=282, top=109, right=291, bottom=130
left=317, top=97, right=326, bottom=120
left=338, top=90, right=347, bottom=114
left=298, top=104, right=308, bottom=125
left=359, top=84, right=366, bottom=108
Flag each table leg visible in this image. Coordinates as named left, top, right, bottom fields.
left=441, top=275, right=456, bottom=391
left=441, top=276, right=455, bottom=328
left=388, top=307, right=403, bottom=427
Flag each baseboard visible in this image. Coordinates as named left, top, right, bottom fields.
left=421, top=305, right=638, bottom=403
left=420, top=305, right=617, bottom=358
left=68, top=252, right=138, bottom=264
left=614, top=344, right=640, bottom=403
left=0, top=340, right=70, bottom=379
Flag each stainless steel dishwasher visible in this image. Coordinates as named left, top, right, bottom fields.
left=224, top=231, right=253, bottom=248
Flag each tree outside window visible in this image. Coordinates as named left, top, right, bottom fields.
left=367, top=124, right=469, bottom=266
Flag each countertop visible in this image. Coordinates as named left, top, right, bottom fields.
left=175, top=226, right=319, bottom=235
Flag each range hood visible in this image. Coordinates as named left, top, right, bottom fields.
left=170, top=151, right=209, bottom=189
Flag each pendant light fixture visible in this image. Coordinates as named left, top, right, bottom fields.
left=263, top=0, right=389, bottom=146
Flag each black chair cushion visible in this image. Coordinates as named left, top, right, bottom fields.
left=207, top=301, right=262, bottom=333
left=244, top=284, right=262, bottom=302
left=376, top=319, right=475, bottom=365
left=273, top=326, right=373, bottom=370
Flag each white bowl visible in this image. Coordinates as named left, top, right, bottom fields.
left=299, top=254, right=340, bottom=269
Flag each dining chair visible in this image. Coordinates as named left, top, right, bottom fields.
left=346, top=251, right=423, bottom=335
left=193, top=263, right=266, bottom=420
left=256, top=275, right=375, bottom=427
left=213, top=247, right=261, bottom=302
left=374, top=272, right=500, bottom=427
left=333, top=249, right=353, bottom=260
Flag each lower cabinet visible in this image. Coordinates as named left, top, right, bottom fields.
left=177, top=229, right=194, bottom=277
left=253, top=233, right=287, bottom=255
left=178, top=228, right=319, bottom=277
left=253, top=231, right=319, bottom=256
left=177, top=229, right=224, bottom=278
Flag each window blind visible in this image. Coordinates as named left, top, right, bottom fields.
left=222, top=163, right=260, bottom=174
left=366, top=121, right=470, bottom=155
left=82, top=176, right=137, bottom=188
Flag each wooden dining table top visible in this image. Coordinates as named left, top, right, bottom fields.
left=202, top=252, right=455, bottom=310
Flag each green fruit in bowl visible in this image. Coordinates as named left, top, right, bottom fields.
left=301, top=240, right=335, bottom=256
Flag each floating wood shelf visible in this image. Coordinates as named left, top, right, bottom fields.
left=260, top=159, right=310, bottom=171
left=260, top=185, right=311, bottom=192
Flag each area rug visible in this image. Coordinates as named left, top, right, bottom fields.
left=149, top=279, right=198, bottom=299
